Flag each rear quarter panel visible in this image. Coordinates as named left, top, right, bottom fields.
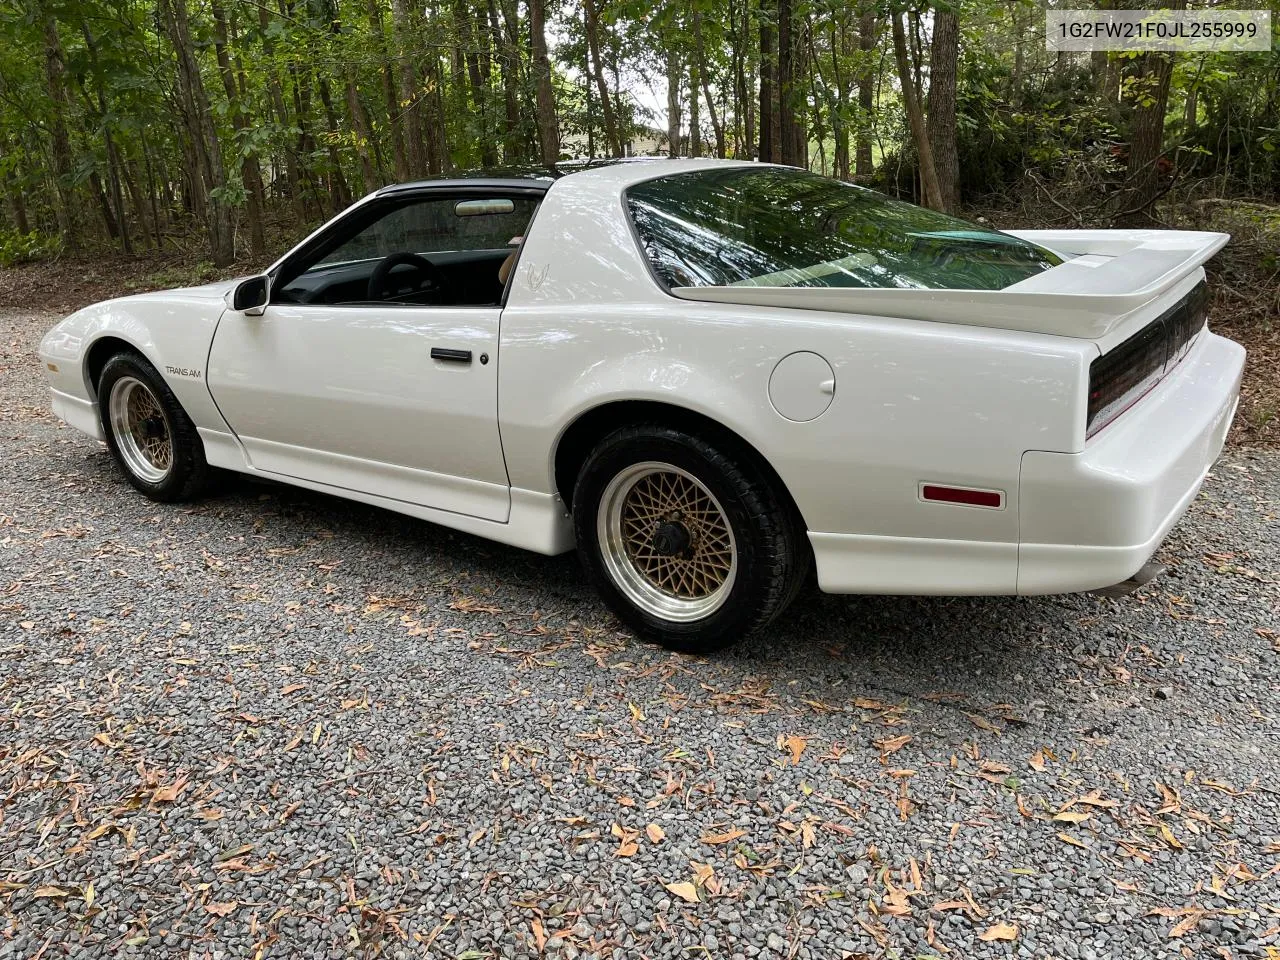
left=499, top=299, right=1092, bottom=544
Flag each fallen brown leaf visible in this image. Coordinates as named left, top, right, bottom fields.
left=1053, top=811, right=1091, bottom=824
left=966, top=713, right=1002, bottom=734
left=780, top=734, right=806, bottom=765
left=701, top=828, right=746, bottom=845
left=664, top=881, right=700, bottom=903
left=152, top=777, right=189, bottom=804
left=978, top=922, right=1018, bottom=942
left=874, top=734, right=912, bottom=758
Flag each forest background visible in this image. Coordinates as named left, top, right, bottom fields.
left=0, top=0, right=1276, bottom=441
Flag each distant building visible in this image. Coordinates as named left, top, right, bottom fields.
left=562, top=125, right=695, bottom=160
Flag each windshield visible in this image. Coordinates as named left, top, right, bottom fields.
left=625, top=167, right=1062, bottom=292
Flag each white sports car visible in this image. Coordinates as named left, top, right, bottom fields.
left=40, top=159, right=1245, bottom=651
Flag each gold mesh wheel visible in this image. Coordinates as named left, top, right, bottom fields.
left=597, top=462, right=738, bottom=622
left=107, top=376, right=173, bottom=484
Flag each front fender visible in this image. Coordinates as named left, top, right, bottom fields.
left=39, top=293, right=230, bottom=434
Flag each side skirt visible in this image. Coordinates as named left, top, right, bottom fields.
left=196, top=427, right=575, bottom=556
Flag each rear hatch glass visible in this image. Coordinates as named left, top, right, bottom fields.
left=626, top=167, right=1062, bottom=292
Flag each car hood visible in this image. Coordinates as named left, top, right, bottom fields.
left=129, top=278, right=242, bottom=301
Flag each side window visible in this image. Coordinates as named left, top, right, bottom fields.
left=276, top=195, right=537, bottom=307
left=316, top=197, right=535, bottom=267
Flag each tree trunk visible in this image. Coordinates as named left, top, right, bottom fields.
left=890, top=11, right=942, bottom=210
left=212, top=1, right=267, bottom=256
left=494, top=0, right=524, bottom=162
left=7, top=184, right=30, bottom=234
left=390, top=0, right=427, bottom=177
left=140, top=127, right=165, bottom=245
left=855, top=9, right=875, bottom=176
left=583, top=0, right=619, bottom=158
left=688, top=55, right=702, bottom=158
left=758, top=0, right=776, bottom=162
left=789, top=11, right=807, bottom=166
left=318, top=78, right=353, bottom=210
left=529, top=0, right=559, bottom=164
left=41, top=17, right=79, bottom=248
left=259, top=3, right=305, bottom=216
left=421, top=51, right=443, bottom=175
left=160, top=0, right=235, bottom=264
left=1118, top=48, right=1176, bottom=223
left=777, top=0, right=795, bottom=164
left=1183, top=70, right=1199, bottom=134
left=364, top=0, right=408, bottom=182
left=288, top=57, right=325, bottom=216
left=830, top=18, right=849, bottom=180
left=88, top=170, right=119, bottom=240
left=927, top=8, right=959, bottom=213
left=732, top=0, right=752, bottom=157
left=78, top=22, right=132, bottom=252
left=666, top=48, right=682, bottom=156
left=346, top=80, right=379, bottom=194
left=3, top=138, right=30, bottom=233
left=693, top=9, right=726, bottom=158
left=459, top=0, right=498, bottom=166
left=120, top=155, right=154, bottom=249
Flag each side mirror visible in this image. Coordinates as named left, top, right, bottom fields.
left=230, top=275, right=269, bottom=314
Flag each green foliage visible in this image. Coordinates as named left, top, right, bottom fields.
left=0, top=229, right=60, bottom=267
left=0, top=0, right=1275, bottom=258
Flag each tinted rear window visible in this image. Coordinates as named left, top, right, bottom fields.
left=626, top=167, right=1061, bottom=292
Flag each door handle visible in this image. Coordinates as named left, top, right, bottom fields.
left=430, top=348, right=472, bottom=363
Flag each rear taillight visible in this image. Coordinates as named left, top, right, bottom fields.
left=1086, top=282, right=1208, bottom=438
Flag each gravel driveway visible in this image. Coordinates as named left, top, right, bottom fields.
left=1, top=308, right=1277, bottom=960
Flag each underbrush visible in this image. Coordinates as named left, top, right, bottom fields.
left=974, top=186, right=1279, bottom=447
left=0, top=229, right=60, bottom=267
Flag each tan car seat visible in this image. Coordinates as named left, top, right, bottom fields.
left=498, top=236, right=523, bottom=287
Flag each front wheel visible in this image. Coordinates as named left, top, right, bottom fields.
left=97, top=351, right=212, bottom=502
left=573, top=425, right=809, bottom=653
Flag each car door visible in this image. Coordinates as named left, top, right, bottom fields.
left=207, top=189, right=538, bottom=522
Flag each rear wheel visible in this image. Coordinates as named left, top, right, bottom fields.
left=573, top=425, right=809, bottom=653
left=97, top=352, right=212, bottom=502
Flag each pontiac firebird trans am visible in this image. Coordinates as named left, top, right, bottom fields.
left=40, top=159, right=1245, bottom=651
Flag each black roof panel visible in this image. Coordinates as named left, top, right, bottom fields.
left=376, top=157, right=668, bottom=195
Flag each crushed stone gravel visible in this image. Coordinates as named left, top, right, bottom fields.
left=1, top=308, right=1277, bottom=959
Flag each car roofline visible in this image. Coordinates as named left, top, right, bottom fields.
left=373, top=158, right=781, bottom=196
left=376, top=177, right=556, bottom=196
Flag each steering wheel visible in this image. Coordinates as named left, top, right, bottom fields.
left=367, top=252, right=443, bottom=302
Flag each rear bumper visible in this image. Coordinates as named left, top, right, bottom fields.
left=1017, top=331, right=1243, bottom=594
left=51, top=388, right=105, bottom=441
left=809, top=332, right=1244, bottom=596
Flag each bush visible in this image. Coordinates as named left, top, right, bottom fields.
left=0, top=229, right=60, bottom=267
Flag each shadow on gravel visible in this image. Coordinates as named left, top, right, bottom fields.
left=192, top=466, right=1061, bottom=691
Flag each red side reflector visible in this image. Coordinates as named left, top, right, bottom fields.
left=921, top=484, right=1003, bottom=509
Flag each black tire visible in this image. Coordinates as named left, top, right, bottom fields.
left=572, top=424, right=810, bottom=653
left=97, top=351, right=212, bottom=502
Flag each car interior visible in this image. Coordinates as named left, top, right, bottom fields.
left=273, top=194, right=538, bottom=309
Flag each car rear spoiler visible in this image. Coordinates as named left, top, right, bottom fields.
left=669, top=230, right=1228, bottom=340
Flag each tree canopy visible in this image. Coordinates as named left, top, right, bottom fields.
left=1, top=0, right=1277, bottom=265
